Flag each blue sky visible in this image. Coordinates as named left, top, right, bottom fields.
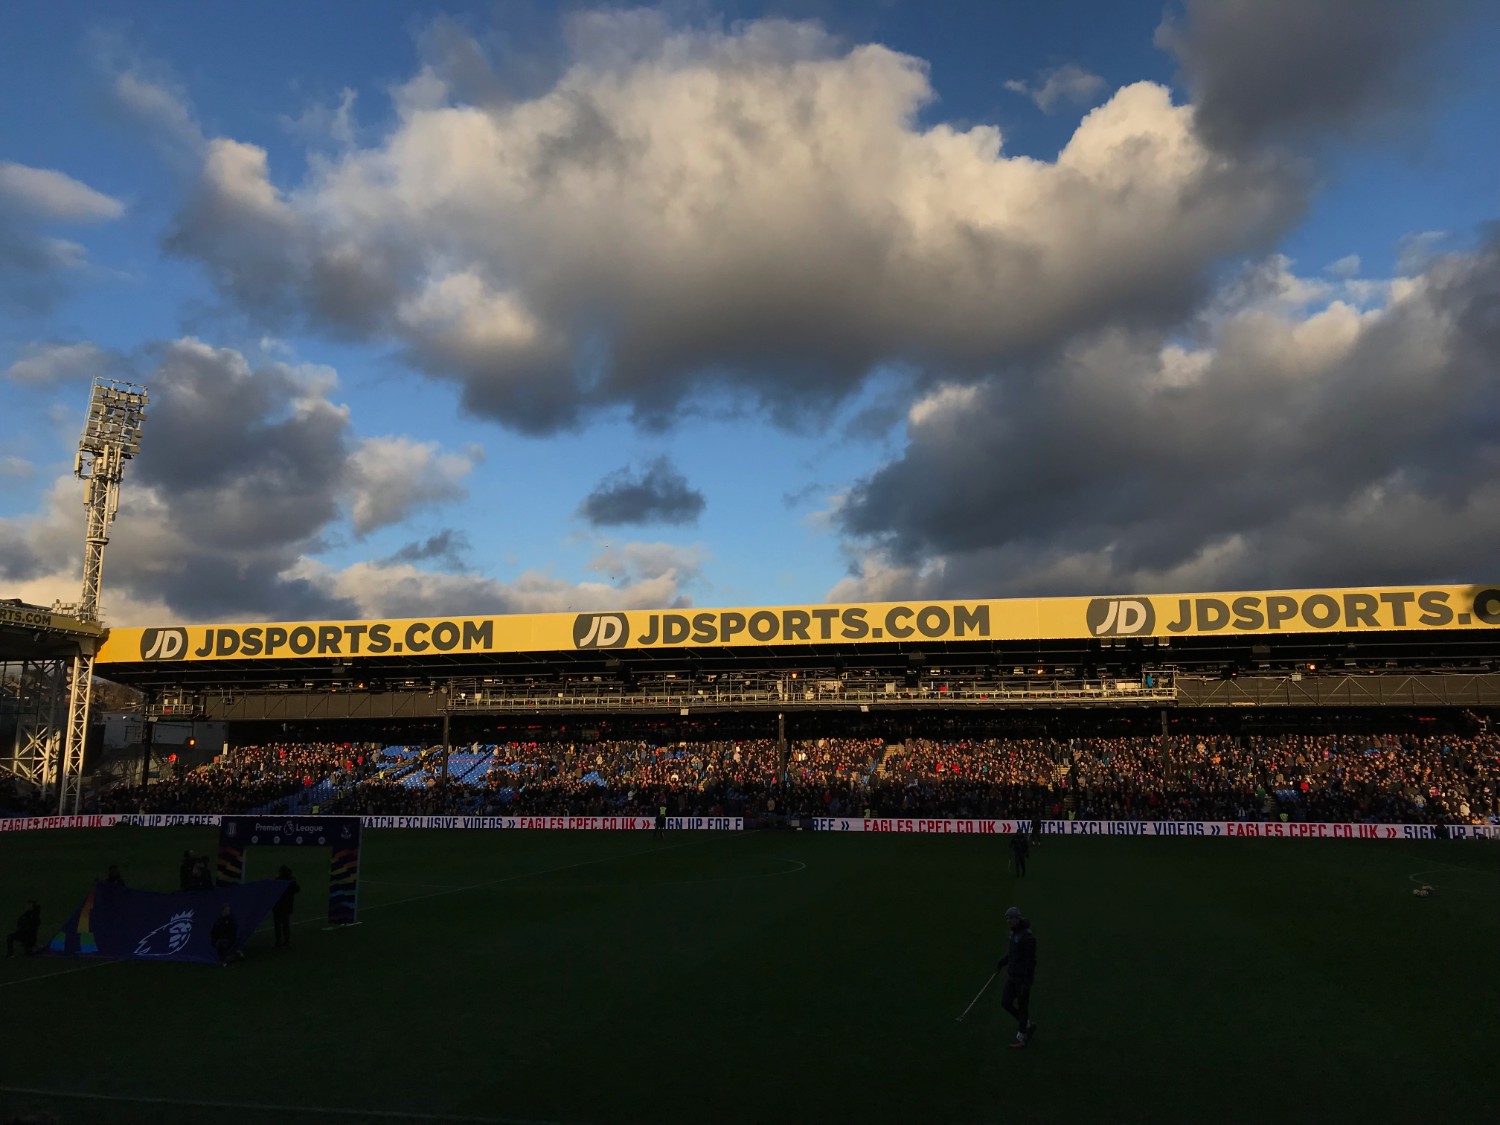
left=2, top=0, right=1497, bottom=625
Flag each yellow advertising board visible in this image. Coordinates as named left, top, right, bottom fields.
left=94, top=584, right=1500, bottom=665
left=0, top=602, right=104, bottom=636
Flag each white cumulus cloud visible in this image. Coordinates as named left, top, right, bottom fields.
left=164, top=15, right=1299, bottom=433
left=4, top=342, right=111, bottom=387
left=347, top=435, right=480, bottom=537
left=0, top=162, right=124, bottom=222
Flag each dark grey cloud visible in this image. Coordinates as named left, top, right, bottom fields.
left=134, top=341, right=346, bottom=505
left=837, top=235, right=1500, bottom=597
left=0, top=339, right=367, bottom=621
left=0, top=333, right=690, bottom=622
left=103, top=339, right=360, bottom=619
left=1157, top=0, right=1469, bottom=153
left=0, top=163, right=121, bottom=316
left=153, top=559, right=355, bottom=623
left=0, top=535, right=41, bottom=582
left=384, top=529, right=472, bottom=572
left=161, top=17, right=1301, bottom=435
left=0, top=213, right=83, bottom=316
left=579, top=457, right=706, bottom=528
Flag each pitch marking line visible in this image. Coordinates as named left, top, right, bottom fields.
left=1403, top=856, right=1500, bottom=878
left=0, top=959, right=116, bottom=991
left=0, top=1085, right=572, bottom=1125
left=648, top=857, right=808, bottom=886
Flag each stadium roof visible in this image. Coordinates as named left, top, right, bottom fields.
left=0, top=599, right=104, bottom=662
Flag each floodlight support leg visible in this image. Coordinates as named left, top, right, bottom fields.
left=140, top=696, right=155, bottom=789
left=8, top=660, right=65, bottom=796
left=59, top=650, right=96, bottom=814
left=440, top=709, right=451, bottom=809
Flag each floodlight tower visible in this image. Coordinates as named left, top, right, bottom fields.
left=52, top=378, right=148, bottom=813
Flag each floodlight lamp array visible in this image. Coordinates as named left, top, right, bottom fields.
left=79, top=379, right=148, bottom=457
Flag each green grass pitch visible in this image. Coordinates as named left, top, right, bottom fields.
left=2, top=827, right=1498, bottom=1124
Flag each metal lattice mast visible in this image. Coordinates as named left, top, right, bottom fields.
left=56, top=379, right=147, bottom=813
left=4, top=660, right=66, bottom=793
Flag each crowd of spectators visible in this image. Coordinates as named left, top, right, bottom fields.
left=368, top=738, right=789, bottom=817
left=0, top=774, right=50, bottom=816
left=870, top=738, right=1065, bottom=819
left=870, top=732, right=1500, bottom=823
left=1216, top=732, right=1500, bottom=825
left=55, top=726, right=1500, bottom=825
left=95, top=743, right=380, bottom=814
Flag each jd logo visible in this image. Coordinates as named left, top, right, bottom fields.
left=1086, top=597, right=1156, bottom=637
left=573, top=612, right=628, bottom=649
left=140, top=628, right=188, bottom=660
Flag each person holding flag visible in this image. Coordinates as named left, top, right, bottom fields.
left=6, top=900, right=41, bottom=957
left=272, top=866, right=301, bottom=948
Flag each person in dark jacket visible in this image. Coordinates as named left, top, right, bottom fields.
left=6, top=900, right=41, bottom=957
left=996, top=906, right=1037, bottom=1048
left=272, top=866, right=301, bottom=948
left=179, top=850, right=196, bottom=890
left=1009, top=829, right=1029, bottom=877
left=189, top=857, right=213, bottom=890
left=211, top=904, right=239, bottom=965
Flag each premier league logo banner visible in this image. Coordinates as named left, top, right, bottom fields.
left=47, top=878, right=288, bottom=964
left=220, top=815, right=360, bottom=847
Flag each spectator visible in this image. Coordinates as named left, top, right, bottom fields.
left=6, top=900, right=42, bottom=957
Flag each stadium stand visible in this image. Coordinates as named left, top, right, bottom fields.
left=84, top=727, right=1500, bottom=826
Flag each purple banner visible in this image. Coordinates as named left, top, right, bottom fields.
left=47, top=878, right=288, bottom=964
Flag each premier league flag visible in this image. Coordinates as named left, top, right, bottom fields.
left=48, top=878, right=288, bottom=964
